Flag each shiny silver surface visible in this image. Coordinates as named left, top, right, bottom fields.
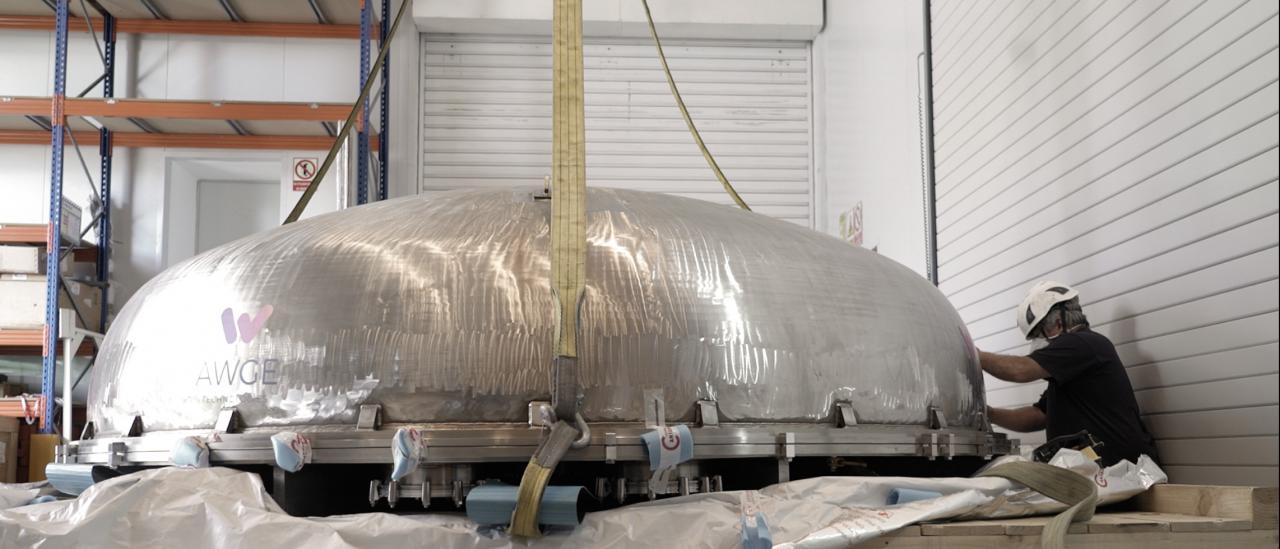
left=88, top=188, right=986, bottom=437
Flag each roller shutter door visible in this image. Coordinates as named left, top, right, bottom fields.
left=421, top=35, right=814, bottom=226
left=930, top=0, right=1279, bottom=485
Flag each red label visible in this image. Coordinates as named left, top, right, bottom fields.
left=292, top=158, right=318, bottom=191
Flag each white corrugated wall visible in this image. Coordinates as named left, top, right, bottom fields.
left=421, top=36, right=814, bottom=226
left=930, top=0, right=1279, bottom=486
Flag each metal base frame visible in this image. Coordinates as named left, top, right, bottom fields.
left=67, top=422, right=1012, bottom=467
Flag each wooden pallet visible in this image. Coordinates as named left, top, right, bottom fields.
left=854, top=484, right=1279, bottom=548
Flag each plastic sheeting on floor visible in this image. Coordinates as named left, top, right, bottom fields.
left=0, top=451, right=1164, bottom=549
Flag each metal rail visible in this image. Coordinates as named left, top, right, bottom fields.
left=68, top=423, right=1012, bottom=467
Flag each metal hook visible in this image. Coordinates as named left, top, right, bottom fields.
left=571, top=412, right=591, bottom=449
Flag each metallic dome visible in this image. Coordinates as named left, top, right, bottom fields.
left=88, top=188, right=985, bottom=437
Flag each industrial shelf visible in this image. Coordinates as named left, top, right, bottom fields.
left=0, top=223, right=99, bottom=262
left=1, top=223, right=100, bottom=356
left=0, top=0, right=397, bottom=433
left=0, top=14, right=365, bottom=39
left=1, top=96, right=360, bottom=151
left=0, top=330, right=93, bottom=357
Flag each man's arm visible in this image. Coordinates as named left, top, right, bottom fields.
left=987, top=405, right=1047, bottom=433
left=979, top=351, right=1050, bottom=383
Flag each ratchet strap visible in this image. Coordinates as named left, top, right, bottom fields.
left=511, top=0, right=587, bottom=537
left=978, top=461, right=1098, bottom=549
left=640, top=0, right=750, bottom=211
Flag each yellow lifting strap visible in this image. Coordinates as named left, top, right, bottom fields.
left=511, top=0, right=587, bottom=537
left=978, top=461, right=1099, bottom=549
left=640, top=0, right=751, bottom=211
left=551, top=0, right=588, bottom=361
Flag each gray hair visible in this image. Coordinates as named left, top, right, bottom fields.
left=1030, top=297, right=1089, bottom=338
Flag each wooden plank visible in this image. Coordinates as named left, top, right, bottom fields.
left=920, top=520, right=1006, bottom=536
left=886, top=525, right=923, bottom=537
left=1133, top=484, right=1280, bottom=530
left=996, top=516, right=1088, bottom=536
left=1109, top=512, right=1252, bottom=533
left=1085, top=513, right=1169, bottom=534
left=851, top=530, right=1279, bottom=548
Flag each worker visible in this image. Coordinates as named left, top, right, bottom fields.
left=979, top=281, right=1158, bottom=466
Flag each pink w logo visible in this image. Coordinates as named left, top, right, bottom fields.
left=221, top=305, right=274, bottom=344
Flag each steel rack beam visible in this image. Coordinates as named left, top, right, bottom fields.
left=42, top=0, right=70, bottom=434
left=378, top=0, right=391, bottom=201
left=96, top=10, right=115, bottom=334
left=0, top=130, right=376, bottom=151
left=356, top=0, right=372, bottom=205
left=0, top=15, right=366, bottom=39
left=1, top=96, right=352, bottom=121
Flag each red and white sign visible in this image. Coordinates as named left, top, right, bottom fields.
left=292, top=158, right=318, bottom=191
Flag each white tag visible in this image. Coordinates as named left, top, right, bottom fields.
left=641, top=425, right=694, bottom=494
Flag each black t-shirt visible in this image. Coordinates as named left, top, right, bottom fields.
left=1029, top=328, right=1158, bottom=466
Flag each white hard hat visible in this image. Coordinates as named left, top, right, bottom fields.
left=1017, top=281, right=1079, bottom=339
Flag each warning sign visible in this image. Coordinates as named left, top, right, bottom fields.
left=292, top=158, right=318, bottom=191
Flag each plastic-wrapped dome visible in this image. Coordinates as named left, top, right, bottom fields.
left=88, top=187, right=985, bottom=436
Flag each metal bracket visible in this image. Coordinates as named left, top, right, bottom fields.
left=927, top=405, right=947, bottom=430
left=696, top=399, right=719, bottom=427
left=920, top=432, right=938, bottom=461
left=918, top=431, right=955, bottom=461
left=978, top=434, right=996, bottom=460
left=214, top=407, right=241, bottom=434
left=106, top=441, right=128, bottom=468
left=643, top=388, right=665, bottom=429
left=834, top=401, right=857, bottom=427
left=776, top=432, right=795, bottom=462
left=604, top=432, right=618, bottom=464
left=370, top=478, right=432, bottom=509
left=126, top=415, right=144, bottom=437
left=356, top=404, right=382, bottom=431
left=615, top=477, right=627, bottom=505
left=368, top=479, right=381, bottom=507
left=527, top=401, right=554, bottom=428
left=386, top=479, right=400, bottom=508
left=79, top=421, right=96, bottom=441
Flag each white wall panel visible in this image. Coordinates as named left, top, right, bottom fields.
left=421, top=36, right=813, bottom=225
left=932, top=0, right=1280, bottom=486
left=811, top=0, right=930, bottom=276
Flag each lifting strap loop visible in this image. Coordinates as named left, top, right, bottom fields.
left=640, top=0, right=750, bottom=211
left=978, top=461, right=1099, bottom=549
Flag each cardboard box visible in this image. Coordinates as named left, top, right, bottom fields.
left=27, top=433, right=58, bottom=483
left=0, top=245, right=41, bottom=274
left=0, top=275, right=102, bottom=332
left=60, top=198, right=82, bottom=247
left=0, top=417, right=17, bottom=484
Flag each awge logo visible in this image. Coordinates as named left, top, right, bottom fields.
left=221, top=305, right=274, bottom=344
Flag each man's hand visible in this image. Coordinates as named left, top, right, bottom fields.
left=979, top=350, right=1050, bottom=383
left=987, top=405, right=1046, bottom=433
